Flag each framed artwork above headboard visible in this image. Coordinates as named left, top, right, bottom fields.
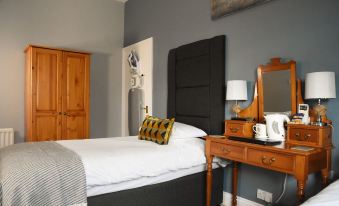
left=167, top=35, right=226, bottom=135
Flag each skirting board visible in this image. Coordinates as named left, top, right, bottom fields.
left=222, top=192, right=263, bottom=206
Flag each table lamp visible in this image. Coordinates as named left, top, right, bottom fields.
left=305, top=71, right=336, bottom=126
left=226, top=80, right=248, bottom=118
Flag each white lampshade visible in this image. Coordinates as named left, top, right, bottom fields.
left=226, top=80, right=248, bottom=101
left=305, top=72, right=336, bottom=99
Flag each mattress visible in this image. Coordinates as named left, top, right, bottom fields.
left=302, top=179, right=339, bottom=206
left=57, top=136, right=224, bottom=197
left=86, top=163, right=219, bottom=197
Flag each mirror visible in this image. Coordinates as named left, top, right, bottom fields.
left=263, top=70, right=291, bottom=113
left=257, top=58, right=297, bottom=122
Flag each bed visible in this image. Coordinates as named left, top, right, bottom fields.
left=88, top=35, right=226, bottom=206
left=301, top=179, right=339, bottom=206
left=0, top=35, right=226, bottom=206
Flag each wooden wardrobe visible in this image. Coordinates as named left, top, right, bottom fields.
left=25, top=45, right=90, bottom=142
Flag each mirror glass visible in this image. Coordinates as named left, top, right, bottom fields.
left=263, top=70, right=291, bottom=114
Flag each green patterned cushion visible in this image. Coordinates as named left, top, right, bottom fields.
left=138, top=116, right=175, bottom=145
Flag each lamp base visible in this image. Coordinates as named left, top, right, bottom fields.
left=311, top=99, right=327, bottom=127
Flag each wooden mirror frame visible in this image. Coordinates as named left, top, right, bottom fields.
left=257, top=58, right=297, bottom=122
left=239, top=57, right=303, bottom=122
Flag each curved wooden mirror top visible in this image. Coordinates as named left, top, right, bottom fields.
left=257, top=58, right=297, bottom=122
left=238, top=57, right=301, bottom=122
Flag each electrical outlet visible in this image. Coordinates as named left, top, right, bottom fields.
left=257, top=189, right=265, bottom=200
left=257, top=189, right=273, bottom=203
left=264, top=192, right=273, bottom=203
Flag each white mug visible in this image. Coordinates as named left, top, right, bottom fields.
left=252, top=123, right=267, bottom=138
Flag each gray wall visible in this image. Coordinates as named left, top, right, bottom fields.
left=124, top=0, right=339, bottom=204
left=0, top=0, right=124, bottom=141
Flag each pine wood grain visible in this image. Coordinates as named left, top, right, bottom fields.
left=25, top=46, right=90, bottom=141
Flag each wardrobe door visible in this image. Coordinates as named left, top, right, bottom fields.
left=32, top=48, right=63, bottom=141
left=62, top=52, right=90, bottom=139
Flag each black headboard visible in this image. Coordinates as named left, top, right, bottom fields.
left=167, top=35, right=225, bottom=134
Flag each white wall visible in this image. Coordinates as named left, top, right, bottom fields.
left=0, top=0, right=125, bottom=142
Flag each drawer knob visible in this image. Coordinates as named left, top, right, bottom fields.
left=230, top=128, right=239, bottom=133
left=261, top=156, right=276, bottom=165
left=295, top=132, right=311, bottom=141
left=295, top=132, right=301, bottom=140
left=304, top=134, right=311, bottom=140
left=222, top=148, right=230, bottom=154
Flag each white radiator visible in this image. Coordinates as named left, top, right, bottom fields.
left=0, top=128, right=14, bottom=148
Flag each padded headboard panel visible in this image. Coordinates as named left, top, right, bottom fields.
left=167, top=35, right=225, bottom=134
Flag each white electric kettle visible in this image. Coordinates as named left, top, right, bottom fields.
left=265, top=113, right=290, bottom=141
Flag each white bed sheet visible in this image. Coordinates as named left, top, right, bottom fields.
left=302, top=179, right=339, bottom=206
left=86, top=163, right=219, bottom=197
left=57, top=136, right=221, bottom=196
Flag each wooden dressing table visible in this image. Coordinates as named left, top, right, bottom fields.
left=205, top=58, right=333, bottom=206
left=205, top=135, right=330, bottom=206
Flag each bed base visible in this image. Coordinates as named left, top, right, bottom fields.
left=88, top=167, right=224, bottom=206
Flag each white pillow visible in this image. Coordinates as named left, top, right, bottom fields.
left=170, top=122, right=207, bottom=140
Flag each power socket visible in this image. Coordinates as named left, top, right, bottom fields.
left=257, top=189, right=265, bottom=200
left=257, top=189, right=273, bottom=203
left=264, top=192, right=273, bottom=203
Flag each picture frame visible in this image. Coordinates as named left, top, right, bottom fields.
left=211, top=0, right=274, bottom=20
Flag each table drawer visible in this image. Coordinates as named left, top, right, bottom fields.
left=211, top=142, right=244, bottom=160
left=287, top=125, right=332, bottom=147
left=225, top=122, right=244, bottom=136
left=224, top=120, right=255, bottom=138
left=290, top=128, right=318, bottom=145
left=247, top=149, right=295, bottom=172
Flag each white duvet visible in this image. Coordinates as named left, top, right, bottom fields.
left=57, top=136, right=209, bottom=188
left=302, top=179, right=339, bottom=206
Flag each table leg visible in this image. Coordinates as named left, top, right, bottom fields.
left=297, top=179, right=306, bottom=205
left=321, top=147, right=332, bottom=187
left=321, top=169, right=329, bottom=187
left=206, top=155, right=213, bottom=206
left=232, top=161, right=238, bottom=206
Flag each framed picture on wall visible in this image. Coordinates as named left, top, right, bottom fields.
left=211, top=0, right=274, bottom=20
